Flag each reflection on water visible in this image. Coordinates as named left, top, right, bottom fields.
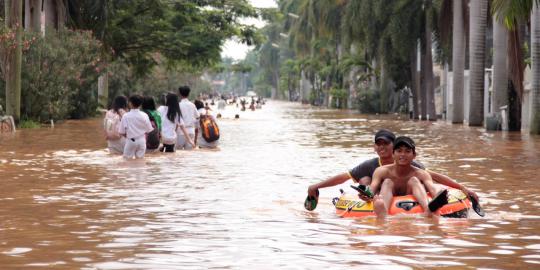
left=1, top=101, right=540, bottom=269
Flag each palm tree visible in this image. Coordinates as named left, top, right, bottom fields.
left=492, top=0, right=539, bottom=133
left=468, top=0, right=488, bottom=126
left=492, top=14, right=508, bottom=129
left=532, top=3, right=540, bottom=133
left=451, top=0, right=466, bottom=124
left=422, top=0, right=437, bottom=120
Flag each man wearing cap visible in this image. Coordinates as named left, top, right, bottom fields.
left=306, top=129, right=478, bottom=207
left=369, top=136, right=445, bottom=217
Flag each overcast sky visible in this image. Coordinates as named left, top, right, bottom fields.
left=221, top=0, right=277, bottom=61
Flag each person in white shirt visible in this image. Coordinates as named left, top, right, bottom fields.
left=217, top=98, right=226, bottom=110
left=104, top=95, right=128, bottom=154
left=117, top=95, right=154, bottom=159
left=194, top=99, right=219, bottom=149
left=158, top=93, right=194, bottom=152
left=177, top=86, right=200, bottom=150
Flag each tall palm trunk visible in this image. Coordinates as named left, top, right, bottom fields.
left=452, top=0, right=465, bottom=123
left=24, top=0, right=42, bottom=31
left=5, top=0, right=22, bottom=122
left=492, top=15, right=508, bottom=129
left=468, top=0, right=488, bottom=126
left=531, top=3, right=540, bottom=134
left=380, top=61, right=389, bottom=113
left=410, top=47, right=420, bottom=119
left=420, top=50, right=427, bottom=119
left=423, top=13, right=436, bottom=120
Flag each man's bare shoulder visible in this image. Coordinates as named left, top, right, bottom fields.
left=374, top=164, right=392, bottom=174
left=413, top=167, right=430, bottom=178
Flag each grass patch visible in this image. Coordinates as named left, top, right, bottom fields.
left=18, top=119, right=41, bottom=129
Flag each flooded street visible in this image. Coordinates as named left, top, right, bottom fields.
left=1, top=101, right=540, bottom=269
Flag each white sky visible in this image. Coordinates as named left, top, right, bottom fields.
left=221, top=0, right=277, bottom=61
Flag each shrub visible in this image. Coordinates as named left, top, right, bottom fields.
left=18, top=119, right=40, bottom=129
left=21, top=28, right=104, bottom=121
left=356, top=86, right=381, bottom=113
left=329, top=87, right=347, bottom=109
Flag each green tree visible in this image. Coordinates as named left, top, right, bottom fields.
left=65, top=0, right=260, bottom=107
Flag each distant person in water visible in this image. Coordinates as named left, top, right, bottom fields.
left=104, top=95, right=128, bottom=154
left=217, top=98, right=226, bottom=110
left=117, top=95, right=154, bottom=159
left=307, top=129, right=478, bottom=206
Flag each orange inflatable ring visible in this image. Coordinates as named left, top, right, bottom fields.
left=333, top=188, right=471, bottom=218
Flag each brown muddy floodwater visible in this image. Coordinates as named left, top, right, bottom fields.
left=1, top=101, right=540, bottom=269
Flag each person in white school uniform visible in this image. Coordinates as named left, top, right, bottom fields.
left=158, top=93, right=194, bottom=152
left=177, top=85, right=200, bottom=150
left=117, top=95, right=154, bottom=159
left=103, top=95, right=128, bottom=154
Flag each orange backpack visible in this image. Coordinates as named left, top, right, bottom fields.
left=200, top=111, right=219, bottom=142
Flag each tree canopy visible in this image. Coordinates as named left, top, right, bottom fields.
left=66, top=0, right=262, bottom=75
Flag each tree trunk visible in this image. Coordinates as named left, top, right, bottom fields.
left=452, top=0, right=465, bottom=124
left=24, top=0, right=41, bottom=31
left=420, top=48, right=427, bottom=120
left=274, top=69, right=280, bottom=100
left=5, top=0, right=22, bottom=122
left=410, top=47, right=420, bottom=119
left=56, top=0, right=66, bottom=29
left=531, top=3, right=540, bottom=134
left=380, top=61, right=389, bottom=113
left=468, top=0, right=488, bottom=126
left=508, top=82, right=522, bottom=131
left=43, top=0, right=56, bottom=32
left=492, top=15, right=508, bottom=129
left=423, top=12, right=436, bottom=121
left=98, top=72, right=109, bottom=109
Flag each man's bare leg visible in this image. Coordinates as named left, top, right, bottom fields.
left=407, top=177, right=431, bottom=216
left=422, top=178, right=443, bottom=200
left=374, top=179, right=394, bottom=218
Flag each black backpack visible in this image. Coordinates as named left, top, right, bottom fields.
left=145, top=112, right=161, bottom=150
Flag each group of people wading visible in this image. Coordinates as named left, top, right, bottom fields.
left=307, top=129, right=481, bottom=218
left=103, top=86, right=219, bottom=159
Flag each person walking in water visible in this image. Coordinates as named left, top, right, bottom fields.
left=104, top=95, right=128, bottom=154
left=117, top=95, right=154, bottom=159
left=177, top=86, right=199, bottom=150
left=194, top=99, right=219, bottom=149
left=141, top=96, right=162, bottom=152
left=158, top=93, right=194, bottom=152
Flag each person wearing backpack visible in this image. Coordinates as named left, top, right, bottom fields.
left=103, top=95, right=128, bottom=154
left=194, top=99, right=219, bottom=149
left=158, top=93, right=195, bottom=152
left=142, top=96, right=162, bottom=152
left=117, top=95, right=154, bottom=159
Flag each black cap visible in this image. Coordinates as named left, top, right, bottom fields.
left=393, top=136, right=415, bottom=151
left=374, top=129, right=396, bottom=143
